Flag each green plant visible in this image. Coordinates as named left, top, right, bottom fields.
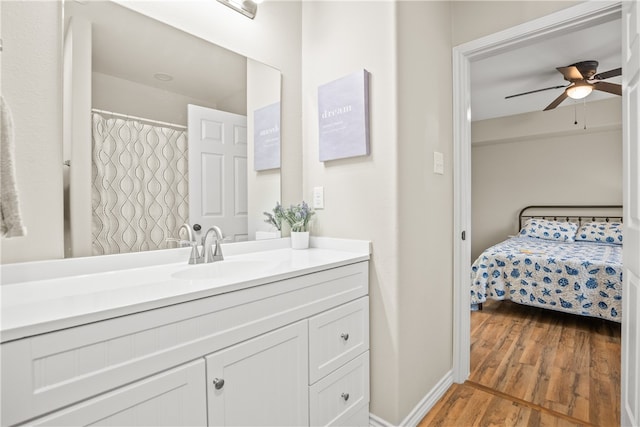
left=283, top=201, right=315, bottom=232
left=263, top=202, right=285, bottom=231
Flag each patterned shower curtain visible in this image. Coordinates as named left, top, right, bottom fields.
left=91, top=113, right=189, bottom=255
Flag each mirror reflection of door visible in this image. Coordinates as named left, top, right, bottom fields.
left=188, top=105, right=248, bottom=243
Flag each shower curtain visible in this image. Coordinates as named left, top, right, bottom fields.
left=91, top=113, right=188, bottom=255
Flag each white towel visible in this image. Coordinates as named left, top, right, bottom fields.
left=1, top=96, right=27, bottom=237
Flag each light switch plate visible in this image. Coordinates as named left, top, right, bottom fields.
left=434, top=151, right=444, bottom=175
left=313, top=186, right=324, bottom=209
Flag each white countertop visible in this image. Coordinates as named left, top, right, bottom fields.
left=1, top=237, right=370, bottom=343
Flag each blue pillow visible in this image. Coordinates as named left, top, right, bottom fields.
left=575, top=221, right=623, bottom=245
left=519, top=218, right=578, bottom=242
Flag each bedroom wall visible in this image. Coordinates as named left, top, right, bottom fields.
left=471, top=97, right=623, bottom=260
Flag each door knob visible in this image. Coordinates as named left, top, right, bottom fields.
left=340, top=333, right=349, bottom=341
left=212, top=378, right=225, bottom=390
left=341, top=392, right=349, bottom=401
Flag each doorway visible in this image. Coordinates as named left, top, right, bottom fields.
left=451, top=0, right=623, bottom=384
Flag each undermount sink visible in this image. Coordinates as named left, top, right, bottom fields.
left=171, top=259, right=274, bottom=281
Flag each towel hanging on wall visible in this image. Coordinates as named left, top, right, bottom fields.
left=1, top=96, right=27, bottom=238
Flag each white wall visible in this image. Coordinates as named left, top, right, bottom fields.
left=396, top=1, right=454, bottom=419
left=471, top=97, right=622, bottom=260
left=301, top=1, right=401, bottom=421
left=247, top=59, right=281, bottom=240
left=1, top=1, right=63, bottom=263
left=300, top=1, right=584, bottom=424
left=92, top=72, right=226, bottom=125
left=65, top=16, right=93, bottom=258
left=451, top=0, right=581, bottom=46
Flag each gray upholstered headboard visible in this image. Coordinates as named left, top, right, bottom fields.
left=518, top=205, right=623, bottom=232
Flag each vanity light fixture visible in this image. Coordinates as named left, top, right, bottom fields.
left=217, top=0, right=258, bottom=19
left=566, top=81, right=593, bottom=100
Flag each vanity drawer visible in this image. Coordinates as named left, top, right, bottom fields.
left=309, top=351, right=369, bottom=427
left=309, top=297, right=369, bottom=384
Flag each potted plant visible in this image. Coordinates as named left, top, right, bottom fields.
left=262, top=202, right=284, bottom=238
left=283, top=201, right=315, bottom=249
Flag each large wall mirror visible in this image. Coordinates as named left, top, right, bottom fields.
left=63, top=0, right=282, bottom=258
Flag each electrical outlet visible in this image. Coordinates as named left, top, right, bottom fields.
left=313, top=186, right=324, bottom=209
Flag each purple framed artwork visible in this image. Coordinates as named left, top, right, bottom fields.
left=318, top=69, right=370, bottom=162
left=254, top=101, right=281, bottom=171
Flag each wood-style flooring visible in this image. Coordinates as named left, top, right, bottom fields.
left=419, top=300, right=621, bottom=427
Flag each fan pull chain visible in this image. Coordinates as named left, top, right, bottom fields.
left=583, top=98, right=587, bottom=130
left=574, top=103, right=578, bottom=125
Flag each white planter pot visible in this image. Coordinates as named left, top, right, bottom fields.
left=290, top=231, right=310, bottom=250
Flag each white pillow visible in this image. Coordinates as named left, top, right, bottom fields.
left=519, top=218, right=578, bottom=242
left=575, top=221, right=623, bottom=245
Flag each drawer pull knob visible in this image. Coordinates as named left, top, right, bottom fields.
left=341, top=392, right=350, bottom=401
left=340, top=333, right=349, bottom=341
left=213, top=378, right=225, bottom=390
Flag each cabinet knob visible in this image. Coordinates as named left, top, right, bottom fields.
left=213, top=378, right=225, bottom=390
left=340, top=333, right=349, bottom=341
left=341, top=392, right=350, bottom=402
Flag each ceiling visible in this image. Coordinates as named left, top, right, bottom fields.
left=470, top=17, right=622, bottom=122
left=65, top=1, right=246, bottom=105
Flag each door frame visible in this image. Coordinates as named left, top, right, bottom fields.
left=452, top=1, right=623, bottom=384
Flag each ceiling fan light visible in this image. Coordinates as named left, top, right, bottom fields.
left=566, top=82, right=593, bottom=100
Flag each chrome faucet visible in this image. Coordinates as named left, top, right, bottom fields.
left=200, top=226, right=224, bottom=263
left=173, top=223, right=200, bottom=265
left=178, top=223, right=194, bottom=245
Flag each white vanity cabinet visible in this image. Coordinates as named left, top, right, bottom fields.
left=308, top=298, right=370, bottom=426
left=1, top=259, right=370, bottom=427
left=206, top=321, right=309, bottom=426
left=27, top=360, right=207, bottom=427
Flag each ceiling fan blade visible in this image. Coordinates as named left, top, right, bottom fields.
left=592, top=67, right=622, bottom=80
left=556, top=66, right=583, bottom=81
left=593, top=81, right=622, bottom=96
left=543, top=91, right=569, bottom=111
left=505, top=84, right=568, bottom=99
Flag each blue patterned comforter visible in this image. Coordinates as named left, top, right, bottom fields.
left=471, top=237, right=622, bottom=322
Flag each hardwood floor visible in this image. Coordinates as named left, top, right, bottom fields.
left=419, top=300, right=621, bottom=427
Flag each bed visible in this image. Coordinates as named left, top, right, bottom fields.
left=470, top=205, right=623, bottom=323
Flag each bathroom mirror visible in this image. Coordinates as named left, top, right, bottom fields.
left=62, top=0, right=282, bottom=258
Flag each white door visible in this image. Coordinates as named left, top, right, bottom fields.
left=622, top=2, right=640, bottom=426
left=29, top=360, right=206, bottom=426
left=205, top=321, right=309, bottom=426
left=188, top=104, right=248, bottom=242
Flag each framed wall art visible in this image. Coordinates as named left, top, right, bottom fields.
left=317, top=69, right=370, bottom=162
left=253, top=101, right=281, bottom=171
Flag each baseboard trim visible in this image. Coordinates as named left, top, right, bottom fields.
left=368, top=370, right=453, bottom=427
left=369, top=413, right=391, bottom=427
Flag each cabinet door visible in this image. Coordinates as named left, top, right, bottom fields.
left=29, top=359, right=206, bottom=426
left=206, top=321, right=309, bottom=426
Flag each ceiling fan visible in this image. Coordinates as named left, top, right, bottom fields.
left=505, top=60, right=622, bottom=111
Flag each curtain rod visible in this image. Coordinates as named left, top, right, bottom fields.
left=91, top=108, right=187, bottom=130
